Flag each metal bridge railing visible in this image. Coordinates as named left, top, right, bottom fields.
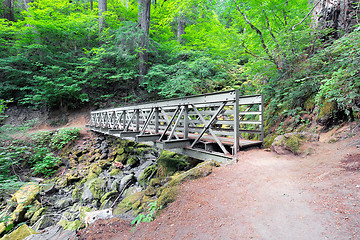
left=87, top=90, right=263, bottom=162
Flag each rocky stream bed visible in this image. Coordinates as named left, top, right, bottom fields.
left=0, top=132, right=217, bottom=240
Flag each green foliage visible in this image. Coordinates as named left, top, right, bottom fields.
left=131, top=201, right=158, bottom=232
left=31, top=152, right=60, bottom=177
left=32, top=128, right=81, bottom=150
left=143, top=52, right=228, bottom=98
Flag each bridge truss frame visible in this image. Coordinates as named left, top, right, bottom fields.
left=87, top=90, right=263, bottom=162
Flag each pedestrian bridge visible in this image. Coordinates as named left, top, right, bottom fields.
left=86, top=90, right=263, bottom=162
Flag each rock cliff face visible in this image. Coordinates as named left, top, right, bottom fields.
left=311, top=0, right=359, bottom=37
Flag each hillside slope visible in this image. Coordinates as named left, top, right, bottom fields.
left=79, top=124, right=360, bottom=240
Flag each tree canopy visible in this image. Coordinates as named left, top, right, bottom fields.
left=0, top=0, right=359, bottom=126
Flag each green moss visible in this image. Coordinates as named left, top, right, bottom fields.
left=115, top=154, right=126, bottom=163
left=115, top=147, right=125, bottom=155
left=100, top=191, right=117, bottom=204
left=88, top=178, right=106, bottom=199
left=157, top=186, right=179, bottom=209
left=113, top=192, right=143, bottom=215
left=72, top=188, right=82, bottom=200
left=79, top=206, right=92, bottom=222
left=30, top=207, right=45, bottom=225
left=144, top=186, right=156, bottom=197
left=110, top=168, right=120, bottom=176
left=1, top=224, right=37, bottom=240
left=126, top=157, right=139, bottom=167
left=78, top=154, right=88, bottom=162
left=59, top=219, right=82, bottom=231
left=139, top=165, right=158, bottom=186
left=317, top=100, right=335, bottom=120
left=283, top=134, right=304, bottom=154
left=149, top=178, right=162, bottom=187
left=263, top=134, right=277, bottom=148
left=157, top=150, right=189, bottom=177
left=132, top=200, right=141, bottom=210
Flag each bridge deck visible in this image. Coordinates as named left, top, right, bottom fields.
left=87, top=90, right=263, bottom=162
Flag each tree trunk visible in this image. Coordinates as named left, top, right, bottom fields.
left=138, top=0, right=151, bottom=82
left=177, top=14, right=186, bottom=43
left=311, top=0, right=360, bottom=37
left=99, top=0, right=107, bottom=34
left=3, top=0, right=15, bottom=21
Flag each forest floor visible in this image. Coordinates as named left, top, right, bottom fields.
left=75, top=122, right=360, bottom=240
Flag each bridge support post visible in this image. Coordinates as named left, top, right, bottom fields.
left=233, top=90, right=240, bottom=160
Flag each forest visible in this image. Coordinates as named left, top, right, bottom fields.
left=0, top=0, right=360, bottom=238
left=1, top=0, right=359, bottom=126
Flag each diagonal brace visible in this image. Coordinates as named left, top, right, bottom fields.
left=192, top=104, right=229, bottom=154
left=190, top=102, right=227, bottom=149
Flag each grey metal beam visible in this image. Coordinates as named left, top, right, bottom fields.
left=171, top=148, right=233, bottom=163
left=155, top=139, right=191, bottom=149
left=136, top=134, right=161, bottom=142
left=120, top=131, right=141, bottom=138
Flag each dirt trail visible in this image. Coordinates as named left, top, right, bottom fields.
left=35, top=115, right=358, bottom=240
left=96, top=133, right=359, bottom=240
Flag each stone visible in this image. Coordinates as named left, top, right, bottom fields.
left=30, top=208, right=45, bottom=225
left=58, top=219, right=82, bottom=231
left=32, top=215, right=55, bottom=231
left=100, top=191, right=117, bottom=204
left=84, top=209, right=113, bottom=225
left=55, top=197, right=74, bottom=209
left=23, top=225, right=76, bottom=240
left=88, top=178, right=106, bottom=200
left=138, top=165, right=157, bottom=186
left=10, top=182, right=40, bottom=223
left=119, top=174, right=134, bottom=191
left=72, top=188, right=82, bottom=200
left=144, top=186, right=156, bottom=197
left=1, top=224, right=37, bottom=240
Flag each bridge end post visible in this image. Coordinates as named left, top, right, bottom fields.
left=233, top=90, right=240, bottom=162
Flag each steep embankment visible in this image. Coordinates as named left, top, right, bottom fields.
left=79, top=123, right=359, bottom=240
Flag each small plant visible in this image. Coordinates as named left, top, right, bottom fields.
left=131, top=201, right=158, bottom=232
left=50, top=128, right=81, bottom=150
left=31, top=153, right=60, bottom=177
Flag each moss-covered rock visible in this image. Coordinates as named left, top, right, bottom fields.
left=78, top=154, right=88, bottom=162
left=114, top=154, right=127, bottom=164
left=10, top=182, right=40, bottom=224
left=79, top=207, right=92, bottom=222
left=100, top=191, right=117, bottom=204
left=126, top=157, right=139, bottom=167
left=88, top=178, right=107, bottom=200
left=271, top=132, right=319, bottom=155
left=72, top=188, right=82, bottom=200
left=144, top=186, right=156, bottom=197
left=109, top=168, right=120, bottom=176
left=58, top=219, right=82, bottom=231
left=113, top=192, right=144, bottom=215
left=157, top=186, right=178, bottom=209
left=157, top=150, right=189, bottom=177
left=138, top=165, right=157, bottom=186
left=317, top=100, right=336, bottom=126
left=1, top=224, right=37, bottom=240
left=30, top=207, right=45, bottom=225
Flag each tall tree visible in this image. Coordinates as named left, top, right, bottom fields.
left=138, top=0, right=151, bottom=82
left=3, top=0, right=15, bottom=21
left=99, top=0, right=107, bottom=34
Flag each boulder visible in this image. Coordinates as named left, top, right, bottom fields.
left=23, top=225, right=76, bottom=240
left=271, top=132, right=319, bottom=155
left=84, top=209, right=113, bottom=225
left=1, top=224, right=37, bottom=240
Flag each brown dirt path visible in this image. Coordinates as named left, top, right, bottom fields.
left=88, top=132, right=359, bottom=240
